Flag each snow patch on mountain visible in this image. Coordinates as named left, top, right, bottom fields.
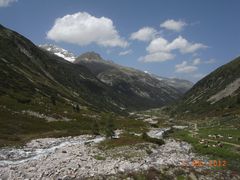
left=39, top=44, right=76, bottom=62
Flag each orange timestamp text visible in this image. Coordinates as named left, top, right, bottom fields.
left=192, top=160, right=227, bottom=167
left=181, top=160, right=227, bottom=167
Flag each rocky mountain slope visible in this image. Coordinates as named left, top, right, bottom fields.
left=40, top=44, right=193, bottom=109
left=39, top=44, right=76, bottom=62
left=172, top=56, right=240, bottom=116
left=40, top=44, right=193, bottom=95
left=74, top=52, right=184, bottom=108
left=0, top=24, right=190, bottom=146
left=149, top=74, right=193, bottom=94
left=0, top=24, right=127, bottom=113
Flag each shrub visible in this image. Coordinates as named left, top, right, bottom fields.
left=104, top=113, right=115, bottom=139
left=91, top=120, right=100, bottom=135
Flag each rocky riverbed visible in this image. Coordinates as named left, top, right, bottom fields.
left=0, top=133, right=238, bottom=179
left=0, top=128, right=238, bottom=180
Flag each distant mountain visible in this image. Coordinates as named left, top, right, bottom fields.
left=40, top=44, right=193, bottom=109
left=39, top=44, right=76, bottom=62
left=172, top=56, right=240, bottom=116
left=148, top=74, right=193, bottom=94
left=74, top=52, right=187, bottom=108
left=41, top=45, right=193, bottom=94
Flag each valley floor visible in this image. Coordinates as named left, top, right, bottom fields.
left=0, top=109, right=240, bottom=179
left=0, top=132, right=238, bottom=179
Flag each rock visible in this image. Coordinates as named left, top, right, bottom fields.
left=62, top=175, right=71, bottom=180
left=28, top=167, right=36, bottom=172
left=189, top=172, right=197, bottom=180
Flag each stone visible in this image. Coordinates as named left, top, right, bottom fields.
left=189, top=172, right=197, bottom=180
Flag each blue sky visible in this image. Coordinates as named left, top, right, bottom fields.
left=0, top=0, right=240, bottom=82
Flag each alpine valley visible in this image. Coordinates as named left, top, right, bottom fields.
left=0, top=24, right=239, bottom=179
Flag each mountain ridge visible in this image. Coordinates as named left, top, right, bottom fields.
left=171, top=56, right=240, bottom=116
left=40, top=44, right=193, bottom=94
left=0, top=24, right=188, bottom=113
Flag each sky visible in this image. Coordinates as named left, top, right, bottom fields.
left=0, top=0, right=240, bottom=82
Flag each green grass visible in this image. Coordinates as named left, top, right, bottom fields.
left=0, top=98, right=150, bottom=148
left=93, top=155, right=106, bottom=161
left=0, top=107, right=95, bottom=147
left=198, top=127, right=240, bottom=145
left=168, top=129, right=240, bottom=172
left=98, top=134, right=146, bottom=150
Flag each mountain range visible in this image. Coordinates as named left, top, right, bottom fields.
left=1, top=23, right=240, bottom=119
left=0, top=24, right=193, bottom=119
left=39, top=44, right=193, bottom=110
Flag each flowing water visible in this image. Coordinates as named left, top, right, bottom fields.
left=0, top=136, right=105, bottom=166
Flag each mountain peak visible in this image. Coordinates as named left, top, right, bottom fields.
left=77, top=51, right=103, bottom=62
left=39, top=44, right=76, bottom=62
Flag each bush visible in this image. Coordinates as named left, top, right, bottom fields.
left=91, top=120, right=100, bottom=135
left=104, top=113, right=115, bottom=139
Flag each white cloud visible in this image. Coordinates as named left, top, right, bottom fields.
left=168, top=36, right=207, bottom=54
left=205, top=58, right=216, bottom=64
left=47, top=12, right=128, bottom=48
left=160, top=19, right=187, bottom=32
left=0, top=0, right=17, bottom=7
left=192, top=58, right=201, bottom=65
left=146, top=37, right=169, bottom=53
left=146, top=36, right=206, bottom=55
left=130, top=27, right=157, bottom=42
left=142, top=36, right=206, bottom=63
left=175, top=61, right=198, bottom=73
left=192, top=58, right=216, bottom=65
left=119, top=49, right=132, bottom=56
left=139, top=52, right=175, bottom=63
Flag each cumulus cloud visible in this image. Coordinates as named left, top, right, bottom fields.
left=192, top=58, right=216, bottom=65
left=192, top=58, right=201, bottom=65
left=147, top=36, right=206, bottom=55
left=175, top=61, right=198, bottom=73
left=146, top=37, right=169, bottom=53
left=160, top=19, right=186, bottom=32
left=0, top=0, right=17, bottom=7
left=130, top=27, right=157, bottom=42
left=141, top=36, right=206, bottom=63
left=169, top=36, right=207, bottom=53
left=119, top=49, right=132, bottom=56
left=139, top=52, right=174, bottom=63
left=47, top=12, right=128, bottom=48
